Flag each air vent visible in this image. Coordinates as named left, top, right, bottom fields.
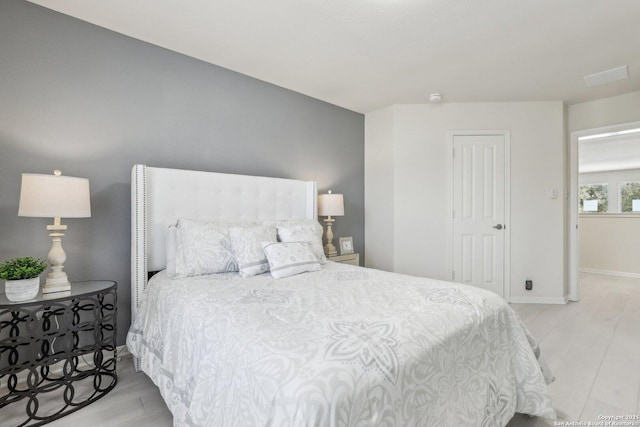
left=583, top=65, right=628, bottom=87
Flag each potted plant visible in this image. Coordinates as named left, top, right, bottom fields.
left=0, top=257, right=47, bottom=302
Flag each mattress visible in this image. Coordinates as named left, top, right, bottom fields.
left=126, top=262, right=555, bottom=426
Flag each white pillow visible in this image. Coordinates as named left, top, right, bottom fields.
left=262, top=242, right=322, bottom=279
left=229, top=225, right=277, bottom=278
left=175, top=219, right=238, bottom=277
left=277, top=224, right=327, bottom=264
left=267, top=219, right=324, bottom=240
left=266, top=219, right=323, bottom=230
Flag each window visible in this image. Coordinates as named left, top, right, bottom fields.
left=579, top=184, right=608, bottom=213
left=620, top=181, right=640, bottom=212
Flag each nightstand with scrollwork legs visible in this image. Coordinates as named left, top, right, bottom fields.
left=0, top=280, right=117, bottom=426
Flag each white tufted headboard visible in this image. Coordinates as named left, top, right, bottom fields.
left=130, top=164, right=317, bottom=337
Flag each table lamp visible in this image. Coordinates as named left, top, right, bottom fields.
left=318, top=190, right=344, bottom=257
left=18, top=170, right=91, bottom=294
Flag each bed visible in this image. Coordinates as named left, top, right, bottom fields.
left=126, top=164, right=556, bottom=427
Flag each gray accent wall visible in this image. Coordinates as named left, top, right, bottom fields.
left=0, top=0, right=364, bottom=344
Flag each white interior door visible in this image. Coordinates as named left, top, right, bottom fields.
left=451, top=132, right=508, bottom=298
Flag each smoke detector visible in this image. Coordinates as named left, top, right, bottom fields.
left=429, top=93, right=443, bottom=103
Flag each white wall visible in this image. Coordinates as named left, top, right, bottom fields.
left=365, top=101, right=566, bottom=303
left=577, top=169, right=640, bottom=277
left=568, top=90, right=640, bottom=132
left=364, top=106, right=395, bottom=271
left=578, top=168, right=640, bottom=276
left=579, top=215, right=640, bottom=276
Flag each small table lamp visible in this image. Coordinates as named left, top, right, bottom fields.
left=18, top=170, right=91, bottom=294
left=318, top=191, right=344, bottom=257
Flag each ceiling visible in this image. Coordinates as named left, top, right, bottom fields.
left=580, top=132, right=640, bottom=173
left=28, top=0, right=640, bottom=113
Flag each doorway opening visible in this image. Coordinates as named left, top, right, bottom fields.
left=568, top=121, right=640, bottom=301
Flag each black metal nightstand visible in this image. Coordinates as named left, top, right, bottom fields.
left=0, top=280, right=117, bottom=426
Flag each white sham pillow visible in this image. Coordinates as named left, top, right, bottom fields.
left=277, top=224, right=327, bottom=264
left=174, top=219, right=238, bottom=277
left=262, top=242, right=322, bottom=279
left=229, top=225, right=277, bottom=278
left=266, top=219, right=324, bottom=231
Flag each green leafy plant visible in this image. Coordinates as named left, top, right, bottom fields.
left=0, top=257, right=48, bottom=281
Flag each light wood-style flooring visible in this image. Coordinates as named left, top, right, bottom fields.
left=507, top=273, right=640, bottom=426
left=3, top=273, right=638, bottom=426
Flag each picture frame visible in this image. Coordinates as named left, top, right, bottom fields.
left=339, top=237, right=354, bottom=255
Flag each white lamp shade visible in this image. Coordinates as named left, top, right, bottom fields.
left=318, top=193, right=344, bottom=216
left=18, top=173, right=91, bottom=218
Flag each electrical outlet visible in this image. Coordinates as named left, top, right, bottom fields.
left=525, top=280, right=533, bottom=291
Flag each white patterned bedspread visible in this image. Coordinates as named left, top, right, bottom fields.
left=126, top=262, right=555, bottom=427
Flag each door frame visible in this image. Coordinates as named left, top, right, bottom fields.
left=568, top=120, right=640, bottom=301
left=448, top=130, right=511, bottom=301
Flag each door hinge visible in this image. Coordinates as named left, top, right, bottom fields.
left=452, top=270, right=455, bottom=280
left=452, top=148, right=455, bottom=158
left=452, top=209, right=455, bottom=218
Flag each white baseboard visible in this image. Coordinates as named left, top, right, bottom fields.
left=509, top=296, right=568, bottom=304
left=580, top=268, right=640, bottom=279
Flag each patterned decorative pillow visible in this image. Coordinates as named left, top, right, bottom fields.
left=229, top=225, right=277, bottom=278
left=175, top=219, right=238, bottom=277
left=262, top=242, right=322, bottom=279
left=266, top=219, right=324, bottom=231
left=277, top=224, right=327, bottom=264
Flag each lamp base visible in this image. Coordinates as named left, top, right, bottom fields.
left=43, top=275, right=71, bottom=294
left=44, top=222, right=71, bottom=294
left=323, top=217, right=338, bottom=257
left=324, top=243, right=338, bottom=257
left=42, top=282, right=71, bottom=294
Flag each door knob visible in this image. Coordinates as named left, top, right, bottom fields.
left=492, top=224, right=503, bottom=230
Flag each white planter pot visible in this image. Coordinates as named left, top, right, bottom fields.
left=4, top=277, right=40, bottom=302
